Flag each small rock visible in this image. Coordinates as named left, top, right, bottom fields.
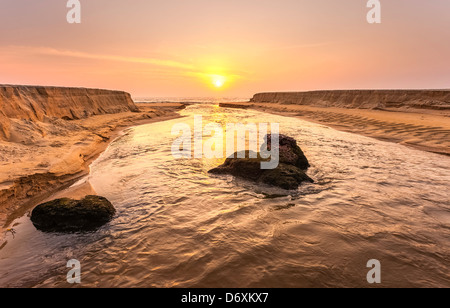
left=31, top=195, right=116, bottom=232
left=264, top=134, right=310, bottom=170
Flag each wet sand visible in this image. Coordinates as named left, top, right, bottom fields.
left=221, top=102, right=450, bottom=156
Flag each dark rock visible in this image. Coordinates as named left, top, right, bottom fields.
left=258, top=163, right=314, bottom=190
left=264, top=134, right=310, bottom=170
left=31, top=195, right=116, bottom=232
left=209, top=151, right=268, bottom=181
left=209, top=135, right=314, bottom=190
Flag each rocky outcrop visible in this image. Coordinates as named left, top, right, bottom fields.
left=31, top=195, right=116, bottom=232
left=265, top=134, right=310, bottom=170
left=251, top=90, right=450, bottom=111
left=209, top=135, right=313, bottom=190
left=0, top=85, right=139, bottom=141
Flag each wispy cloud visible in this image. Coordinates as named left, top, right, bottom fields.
left=36, top=47, right=196, bottom=70
left=0, top=45, right=246, bottom=83
left=0, top=45, right=195, bottom=70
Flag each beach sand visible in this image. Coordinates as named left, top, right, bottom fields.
left=0, top=102, right=184, bottom=233
left=220, top=102, right=450, bottom=156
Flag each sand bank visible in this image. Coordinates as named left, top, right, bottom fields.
left=251, top=90, right=450, bottom=112
left=0, top=86, right=183, bottom=233
left=220, top=100, right=450, bottom=156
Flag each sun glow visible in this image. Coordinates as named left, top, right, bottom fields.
left=211, top=75, right=226, bottom=88
left=214, top=79, right=224, bottom=88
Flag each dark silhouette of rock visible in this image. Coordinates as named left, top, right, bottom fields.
left=209, top=135, right=313, bottom=190
left=209, top=151, right=268, bottom=180
left=31, top=195, right=116, bottom=232
left=258, top=163, right=313, bottom=190
left=264, top=134, right=310, bottom=170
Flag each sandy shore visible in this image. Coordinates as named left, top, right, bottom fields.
left=220, top=102, right=450, bottom=156
left=0, top=103, right=184, bottom=234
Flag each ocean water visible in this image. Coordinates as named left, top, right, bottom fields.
left=0, top=103, right=449, bottom=287
left=133, top=97, right=250, bottom=104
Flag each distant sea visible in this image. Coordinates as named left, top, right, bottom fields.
left=132, top=97, right=250, bottom=104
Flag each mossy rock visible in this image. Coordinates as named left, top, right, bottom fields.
left=31, top=195, right=116, bottom=232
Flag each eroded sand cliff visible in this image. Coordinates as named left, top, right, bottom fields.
left=251, top=90, right=450, bottom=111
left=0, top=85, right=139, bottom=141
left=0, top=86, right=181, bottom=229
left=221, top=90, right=450, bottom=157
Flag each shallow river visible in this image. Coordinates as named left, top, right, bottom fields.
left=1, top=104, right=449, bottom=287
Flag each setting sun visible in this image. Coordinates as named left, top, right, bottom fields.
left=211, top=75, right=226, bottom=88
left=214, top=80, right=224, bottom=88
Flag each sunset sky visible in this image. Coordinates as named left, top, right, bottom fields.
left=1, top=0, right=450, bottom=98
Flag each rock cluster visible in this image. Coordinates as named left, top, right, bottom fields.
left=209, top=134, right=313, bottom=190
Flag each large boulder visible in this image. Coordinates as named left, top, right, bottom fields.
left=31, top=195, right=116, bottom=232
left=209, top=135, right=314, bottom=190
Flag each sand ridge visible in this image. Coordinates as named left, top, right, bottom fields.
left=251, top=90, right=450, bottom=112
left=0, top=85, right=141, bottom=142
left=220, top=102, right=450, bottom=156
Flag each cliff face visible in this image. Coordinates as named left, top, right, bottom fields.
left=0, top=113, right=10, bottom=141
left=0, top=85, right=139, bottom=141
left=250, top=90, right=450, bottom=110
